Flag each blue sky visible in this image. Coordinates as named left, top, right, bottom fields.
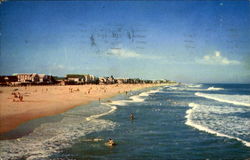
left=0, top=1, right=250, bottom=83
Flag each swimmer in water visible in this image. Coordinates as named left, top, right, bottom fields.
left=106, top=138, right=116, bottom=146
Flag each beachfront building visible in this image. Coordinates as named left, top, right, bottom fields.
left=115, top=78, right=128, bottom=84
left=16, top=73, right=40, bottom=83
left=83, top=74, right=98, bottom=84
left=66, top=74, right=85, bottom=84
left=54, top=77, right=67, bottom=85
left=105, top=76, right=115, bottom=84
left=98, top=76, right=115, bottom=84
left=83, top=74, right=91, bottom=83
left=38, top=74, right=56, bottom=84
left=98, top=77, right=106, bottom=84
left=154, top=79, right=172, bottom=84
left=0, top=76, right=18, bottom=86
left=144, top=80, right=153, bottom=84
left=127, top=78, right=142, bottom=84
left=66, top=74, right=98, bottom=84
left=38, top=74, right=47, bottom=83
left=14, top=73, right=55, bottom=85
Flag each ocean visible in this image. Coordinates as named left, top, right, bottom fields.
left=0, top=84, right=250, bottom=159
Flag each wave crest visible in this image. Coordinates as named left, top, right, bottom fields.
left=0, top=103, right=117, bottom=159
left=207, top=87, right=224, bottom=91
left=187, top=84, right=202, bottom=88
left=195, top=92, right=250, bottom=107
left=110, top=88, right=162, bottom=106
left=86, top=104, right=117, bottom=121
left=186, top=103, right=250, bottom=147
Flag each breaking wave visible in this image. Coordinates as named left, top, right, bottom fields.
left=185, top=103, right=250, bottom=147
left=207, top=87, right=224, bottom=91
left=195, top=92, right=250, bottom=107
left=86, top=104, right=117, bottom=121
left=168, top=87, right=205, bottom=91
left=0, top=103, right=117, bottom=160
left=169, top=85, right=225, bottom=92
left=187, top=84, right=203, bottom=88
left=110, top=88, right=163, bottom=106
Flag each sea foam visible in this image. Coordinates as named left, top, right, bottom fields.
left=207, top=87, right=224, bottom=91
left=110, top=100, right=130, bottom=106
left=110, top=88, right=162, bottom=106
left=195, top=92, right=250, bottom=107
left=0, top=87, right=164, bottom=159
left=129, top=95, right=145, bottom=102
left=187, top=84, right=203, bottom=88
left=0, top=104, right=116, bottom=160
left=185, top=103, right=250, bottom=147
left=86, top=104, right=117, bottom=121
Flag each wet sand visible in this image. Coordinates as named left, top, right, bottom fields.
left=0, top=84, right=166, bottom=134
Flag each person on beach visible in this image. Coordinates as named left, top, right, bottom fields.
left=19, top=95, right=23, bottom=102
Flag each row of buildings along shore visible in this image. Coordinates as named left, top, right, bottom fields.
left=0, top=73, right=176, bottom=86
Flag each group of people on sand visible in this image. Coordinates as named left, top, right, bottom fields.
left=106, top=113, right=135, bottom=146
left=12, top=92, right=23, bottom=102
left=69, top=87, right=80, bottom=93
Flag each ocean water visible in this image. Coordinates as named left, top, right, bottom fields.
left=0, top=84, right=250, bottom=159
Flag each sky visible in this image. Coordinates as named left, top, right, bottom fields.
left=0, top=0, right=250, bottom=83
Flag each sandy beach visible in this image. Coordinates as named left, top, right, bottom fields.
left=0, top=84, right=166, bottom=134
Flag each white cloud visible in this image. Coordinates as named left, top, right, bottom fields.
left=196, top=51, right=240, bottom=65
left=57, top=64, right=65, bottom=69
left=106, top=48, right=160, bottom=60
left=106, top=48, right=140, bottom=58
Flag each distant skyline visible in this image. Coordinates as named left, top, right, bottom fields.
left=1, top=1, right=250, bottom=83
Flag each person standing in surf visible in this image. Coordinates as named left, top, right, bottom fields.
left=130, top=113, right=135, bottom=120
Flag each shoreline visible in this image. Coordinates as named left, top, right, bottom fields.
left=0, top=83, right=171, bottom=135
